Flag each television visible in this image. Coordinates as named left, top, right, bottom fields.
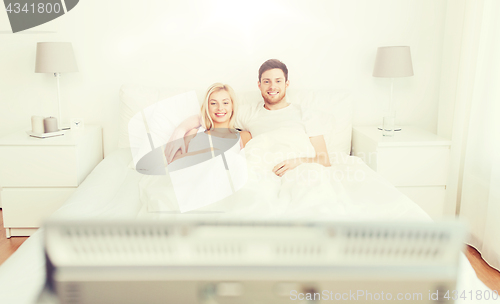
left=37, top=219, right=465, bottom=304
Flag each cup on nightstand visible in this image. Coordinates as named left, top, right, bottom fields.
left=31, top=116, right=45, bottom=134
left=44, top=117, right=59, bottom=133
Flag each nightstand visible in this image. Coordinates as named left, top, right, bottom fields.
left=0, top=126, right=103, bottom=238
left=351, top=126, right=451, bottom=219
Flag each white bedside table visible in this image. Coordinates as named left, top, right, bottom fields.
left=0, top=126, right=103, bottom=238
left=351, top=126, right=451, bottom=219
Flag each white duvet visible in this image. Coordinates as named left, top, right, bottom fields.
left=140, top=129, right=400, bottom=221
left=139, top=129, right=349, bottom=219
left=0, top=149, right=496, bottom=303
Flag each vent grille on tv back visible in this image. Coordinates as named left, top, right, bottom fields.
left=195, top=243, right=244, bottom=257
left=275, top=244, right=324, bottom=258
left=47, top=222, right=462, bottom=266
left=341, top=227, right=449, bottom=260
left=59, top=225, right=175, bottom=262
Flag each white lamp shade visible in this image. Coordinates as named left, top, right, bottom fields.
left=35, top=42, right=78, bottom=73
left=373, top=46, right=414, bottom=78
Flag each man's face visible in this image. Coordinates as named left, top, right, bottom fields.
left=258, top=68, right=289, bottom=107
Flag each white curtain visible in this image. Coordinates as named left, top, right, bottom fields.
left=454, top=0, right=500, bottom=270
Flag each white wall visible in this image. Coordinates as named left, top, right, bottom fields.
left=0, top=0, right=447, bottom=156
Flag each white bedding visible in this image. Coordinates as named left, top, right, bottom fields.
left=0, top=149, right=495, bottom=303
left=139, top=128, right=428, bottom=221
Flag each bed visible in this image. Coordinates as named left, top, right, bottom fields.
left=0, top=85, right=495, bottom=303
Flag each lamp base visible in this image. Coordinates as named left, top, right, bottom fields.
left=377, top=126, right=402, bottom=131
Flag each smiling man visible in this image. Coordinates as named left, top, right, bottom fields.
left=165, top=59, right=330, bottom=176
left=235, top=59, right=331, bottom=177
left=259, top=62, right=289, bottom=110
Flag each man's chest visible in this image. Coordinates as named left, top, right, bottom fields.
left=247, top=110, right=306, bottom=137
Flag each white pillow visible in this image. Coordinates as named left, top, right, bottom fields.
left=118, top=84, right=199, bottom=149
left=118, top=85, right=352, bottom=161
left=128, top=91, right=200, bottom=167
left=236, top=89, right=353, bottom=160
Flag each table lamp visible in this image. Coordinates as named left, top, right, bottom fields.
left=35, top=42, right=78, bottom=130
left=373, top=46, right=414, bottom=132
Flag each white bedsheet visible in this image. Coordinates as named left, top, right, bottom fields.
left=139, top=129, right=431, bottom=221
left=0, top=149, right=495, bottom=303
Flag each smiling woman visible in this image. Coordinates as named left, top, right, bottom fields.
left=208, top=90, right=233, bottom=125
left=169, top=82, right=251, bottom=164
left=201, top=83, right=237, bottom=131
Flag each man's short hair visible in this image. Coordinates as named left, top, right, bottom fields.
left=258, top=59, right=288, bottom=82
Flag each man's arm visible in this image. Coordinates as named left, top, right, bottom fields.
left=239, top=131, right=252, bottom=149
left=272, top=135, right=330, bottom=177
left=164, top=114, right=201, bottom=163
left=307, top=135, right=331, bottom=167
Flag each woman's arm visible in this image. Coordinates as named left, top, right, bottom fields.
left=169, top=129, right=199, bottom=163
left=164, top=114, right=202, bottom=163
left=239, top=131, right=252, bottom=149
left=170, top=147, right=214, bottom=163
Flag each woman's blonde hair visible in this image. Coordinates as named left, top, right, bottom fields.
left=201, top=83, right=238, bottom=130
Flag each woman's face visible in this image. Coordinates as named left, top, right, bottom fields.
left=208, top=90, right=233, bottom=126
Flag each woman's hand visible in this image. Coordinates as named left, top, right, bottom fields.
left=272, top=158, right=303, bottom=177
left=164, top=129, right=187, bottom=163
left=164, top=115, right=202, bottom=163
left=166, top=128, right=199, bottom=164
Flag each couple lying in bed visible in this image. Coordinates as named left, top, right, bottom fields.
left=143, top=59, right=346, bottom=214
left=165, top=59, right=331, bottom=179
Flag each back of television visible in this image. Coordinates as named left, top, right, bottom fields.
left=37, top=220, right=465, bottom=304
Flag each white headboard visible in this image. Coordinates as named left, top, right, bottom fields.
left=118, top=85, right=353, bottom=161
